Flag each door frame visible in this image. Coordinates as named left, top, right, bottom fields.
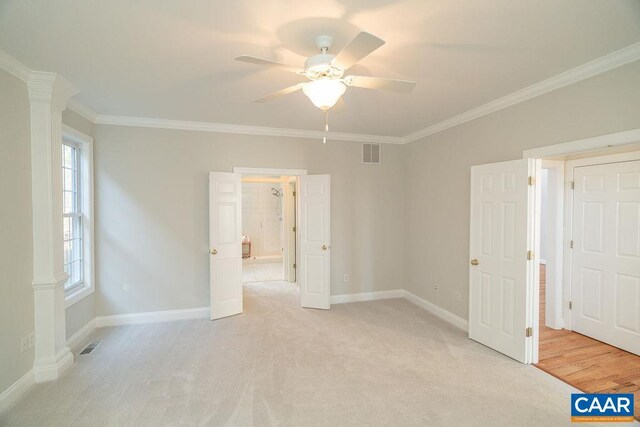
left=522, top=127, right=640, bottom=363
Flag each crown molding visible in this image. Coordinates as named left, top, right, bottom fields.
left=66, top=98, right=98, bottom=122
left=94, top=114, right=403, bottom=144
left=402, top=41, right=640, bottom=144
left=0, top=48, right=31, bottom=82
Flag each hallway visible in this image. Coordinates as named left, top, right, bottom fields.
left=536, top=265, right=640, bottom=420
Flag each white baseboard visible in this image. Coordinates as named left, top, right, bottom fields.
left=33, top=348, right=74, bottom=383
left=331, top=289, right=404, bottom=304
left=402, top=290, right=469, bottom=332
left=95, top=306, right=210, bottom=327
left=66, top=318, right=96, bottom=351
left=0, top=370, right=34, bottom=414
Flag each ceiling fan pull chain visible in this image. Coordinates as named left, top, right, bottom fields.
left=323, top=111, right=329, bottom=144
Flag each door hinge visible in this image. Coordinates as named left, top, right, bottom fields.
left=569, top=301, right=572, bottom=310
left=525, top=327, right=533, bottom=337
left=293, top=191, right=296, bottom=197
left=570, top=240, right=574, bottom=249
left=527, top=250, right=535, bottom=260
left=293, top=263, right=296, bottom=269
left=528, top=176, right=535, bottom=186
left=293, top=226, right=296, bottom=232
left=570, top=181, right=575, bottom=190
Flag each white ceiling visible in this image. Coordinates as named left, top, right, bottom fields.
left=1, top=0, right=639, bottom=137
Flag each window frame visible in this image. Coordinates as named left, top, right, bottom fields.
left=63, top=140, right=83, bottom=292
left=62, top=124, right=95, bottom=308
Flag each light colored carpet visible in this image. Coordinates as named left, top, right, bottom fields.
left=2, top=281, right=580, bottom=426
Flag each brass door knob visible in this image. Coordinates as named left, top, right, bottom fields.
left=322, top=245, right=329, bottom=250
left=210, top=249, right=218, bottom=255
left=470, top=259, right=479, bottom=266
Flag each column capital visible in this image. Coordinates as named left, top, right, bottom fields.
left=27, top=71, right=78, bottom=109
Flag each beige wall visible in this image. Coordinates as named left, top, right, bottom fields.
left=93, top=126, right=405, bottom=316
left=61, top=109, right=97, bottom=339
left=63, top=109, right=95, bottom=138
left=403, top=60, right=640, bottom=320
left=0, top=69, right=34, bottom=394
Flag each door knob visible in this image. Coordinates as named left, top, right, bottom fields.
left=322, top=245, right=329, bottom=250
left=470, top=259, right=479, bottom=266
left=210, top=249, right=218, bottom=255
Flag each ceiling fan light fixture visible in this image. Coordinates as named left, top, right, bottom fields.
left=302, top=79, right=346, bottom=111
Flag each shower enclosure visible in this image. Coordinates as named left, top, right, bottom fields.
left=241, top=182, right=284, bottom=263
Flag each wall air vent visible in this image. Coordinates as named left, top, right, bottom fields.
left=362, top=143, right=381, bottom=164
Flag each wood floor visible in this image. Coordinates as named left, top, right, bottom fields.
left=535, top=264, right=640, bottom=420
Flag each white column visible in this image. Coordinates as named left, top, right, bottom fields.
left=27, top=72, right=78, bottom=382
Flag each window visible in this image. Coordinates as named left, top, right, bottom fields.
left=61, top=125, right=94, bottom=307
left=62, top=142, right=83, bottom=290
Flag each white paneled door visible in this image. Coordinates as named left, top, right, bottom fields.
left=469, top=159, right=536, bottom=363
left=209, top=172, right=243, bottom=320
left=571, top=160, right=640, bottom=355
left=299, top=175, right=331, bottom=309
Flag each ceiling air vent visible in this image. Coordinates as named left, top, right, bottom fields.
left=362, top=143, right=381, bottom=164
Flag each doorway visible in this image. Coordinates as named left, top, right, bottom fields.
left=240, top=175, right=291, bottom=284
left=535, top=151, right=640, bottom=420
left=468, top=131, right=640, bottom=365
left=208, top=167, right=331, bottom=320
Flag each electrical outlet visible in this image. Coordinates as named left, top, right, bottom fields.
left=455, top=291, right=461, bottom=302
left=343, top=274, right=349, bottom=282
left=20, top=337, right=28, bottom=353
left=434, top=283, right=439, bottom=292
left=28, top=332, right=35, bottom=348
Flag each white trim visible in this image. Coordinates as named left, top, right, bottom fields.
left=404, top=42, right=640, bottom=144
left=0, top=49, right=31, bottom=82
left=0, top=370, right=34, bottom=414
left=95, top=307, right=210, bottom=327
left=402, top=290, right=469, bottom=332
left=66, top=318, right=96, bottom=352
left=233, top=167, right=308, bottom=176
left=33, top=350, right=74, bottom=383
left=565, top=150, right=640, bottom=168
left=64, top=284, right=94, bottom=309
left=522, top=128, right=640, bottom=159
left=330, top=289, right=403, bottom=304
left=95, top=115, right=403, bottom=144
left=66, top=98, right=98, bottom=123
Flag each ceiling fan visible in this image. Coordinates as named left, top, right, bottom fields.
left=235, top=31, right=416, bottom=112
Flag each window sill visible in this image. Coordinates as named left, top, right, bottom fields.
left=65, top=282, right=94, bottom=309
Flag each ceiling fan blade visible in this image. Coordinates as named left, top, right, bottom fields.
left=235, top=56, right=304, bottom=74
left=254, top=83, right=306, bottom=103
left=332, top=32, right=385, bottom=71
left=344, top=75, right=416, bottom=93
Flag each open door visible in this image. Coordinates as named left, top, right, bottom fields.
left=469, top=159, right=537, bottom=363
left=209, top=172, right=243, bottom=320
left=570, top=160, right=640, bottom=355
left=298, top=175, right=331, bottom=309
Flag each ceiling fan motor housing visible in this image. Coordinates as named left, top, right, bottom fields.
left=304, top=54, right=343, bottom=79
